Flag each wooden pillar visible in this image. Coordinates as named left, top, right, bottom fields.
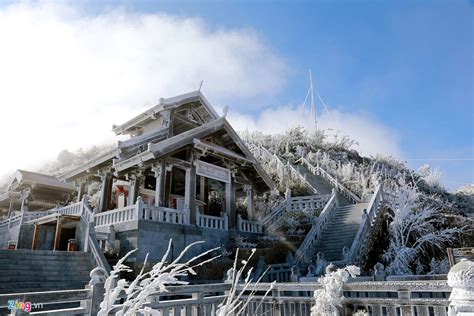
left=245, top=184, right=255, bottom=221
left=152, top=161, right=166, bottom=207
left=53, top=217, right=62, bottom=251
left=31, top=224, right=38, bottom=250
left=99, top=173, right=113, bottom=212
left=185, top=162, right=197, bottom=224
left=226, top=175, right=236, bottom=229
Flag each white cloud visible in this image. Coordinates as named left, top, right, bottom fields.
left=0, top=2, right=401, bottom=179
left=227, top=105, right=402, bottom=158
left=0, top=2, right=286, bottom=175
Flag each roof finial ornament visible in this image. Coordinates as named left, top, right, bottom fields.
left=222, top=105, right=229, bottom=118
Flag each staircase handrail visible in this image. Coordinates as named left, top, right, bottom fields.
left=299, top=157, right=361, bottom=203
left=262, top=198, right=287, bottom=226
left=249, top=144, right=318, bottom=194
left=294, top=192, right=338, bottom=265
left=346, top=184, right=383, bottom=265
left=80, top=196, right=111, bottom=277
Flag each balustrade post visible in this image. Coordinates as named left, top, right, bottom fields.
left=397, top=290, right=411, bottom=315
left=85, top=267, right=106, bottom=316
left=237, top=214, right=242, bottom=232
left=196, top=210, right=201, bottom=227
left=332, top=188, right=339, bottom=207
left=135, top=196, right=144, bottom=220
left=285, top=187, right=292, bottom=212
left=223, top=213, right=229, bottom=230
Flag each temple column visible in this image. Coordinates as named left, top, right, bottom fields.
left=244, top=184, right=255, bottom=221
left=20, top=189, right=30, bottom=213
left=199, top=176, right=208, bottom=212
left=152, top=161, right=166, bottom=207
left=128, top=175, right=139, bottom=206
left=99, top=173, right=113, bottom=212
left=225, top=175, right=236, bottom=229
left=185, top=162, right=197, bottom=225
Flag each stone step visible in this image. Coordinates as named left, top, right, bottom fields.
left=337, top=203, right=368, bottom=210
left=0, top=281, right=88, bottom=293
left=0, top=252, right=91, bottom=260
left=0, top=256, right=92, bottom=264
left=0, top=271, right=91, bottom=282
left=0, top=264, right=91, bottom=272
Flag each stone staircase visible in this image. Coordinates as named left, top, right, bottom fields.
left=0, top=249, right=93, bottom=294
left=308, top=202, right=368, bottom=262
left=296, top=163, right=334, bottom=195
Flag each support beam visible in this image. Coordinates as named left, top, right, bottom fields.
left=225, top=175, right=236, bottom=229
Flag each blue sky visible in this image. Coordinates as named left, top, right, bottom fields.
left=0, top=0, right=472, bottom=189
left=82, top=0, right=474, bottom=189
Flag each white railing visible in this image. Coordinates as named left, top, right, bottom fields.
left=237, top=214, right=263, bottom=233
left=295, top=192, right=338, bottom=265
left=347, top=184, right=384, bottom=266
left=262, top=199, right=287, bottom=226
left=81, top=201, right=111, bottom=276
left=196, top=211, right=228, bottom=230
left=142, top=205, right=190, bottom=225
left=265, top=263, right=292, bottom=282
left=262, top=194, right=330, bottom=228
left=248, top=144, right=318, bottom=193
left=7, top=213, right=22, bottom=228
left=290, top=194, right=331, bottom=212
left=55, top=201, right=83, bottom=216
left=94, top=199, right=191, bottom=227
left=94, top=205, right=136, bottom=227
left=142, top=280, right=451, bottom=316
left=22, top=211, right=47, bottom=222
left=300, top=157, right=361, bottom=204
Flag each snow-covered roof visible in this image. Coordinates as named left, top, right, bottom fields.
left=112, top=90, right=219, bottom=136
left=8, top=170, right=75, bottom=192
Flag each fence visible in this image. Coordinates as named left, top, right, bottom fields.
left=237, top=214, right=263, bottom=233
left=196, top=211, right=228, bottom=230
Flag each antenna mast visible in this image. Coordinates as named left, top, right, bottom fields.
left=309, top=69, right=317, bottom=131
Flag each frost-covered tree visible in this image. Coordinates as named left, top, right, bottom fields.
left=311, top=265, right=360, bottom=316
left=383, top=181, right=465, bottom=275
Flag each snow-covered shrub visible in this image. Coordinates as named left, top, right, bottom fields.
left=217, top=248, right=275, bottom=315
left=419, top=164, right=444, bottom=189
left=311, top=265, right=360, bottom=316
left=98, top=240, right=219, bottom=315
left=428, top=258, right=450, bottom=275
